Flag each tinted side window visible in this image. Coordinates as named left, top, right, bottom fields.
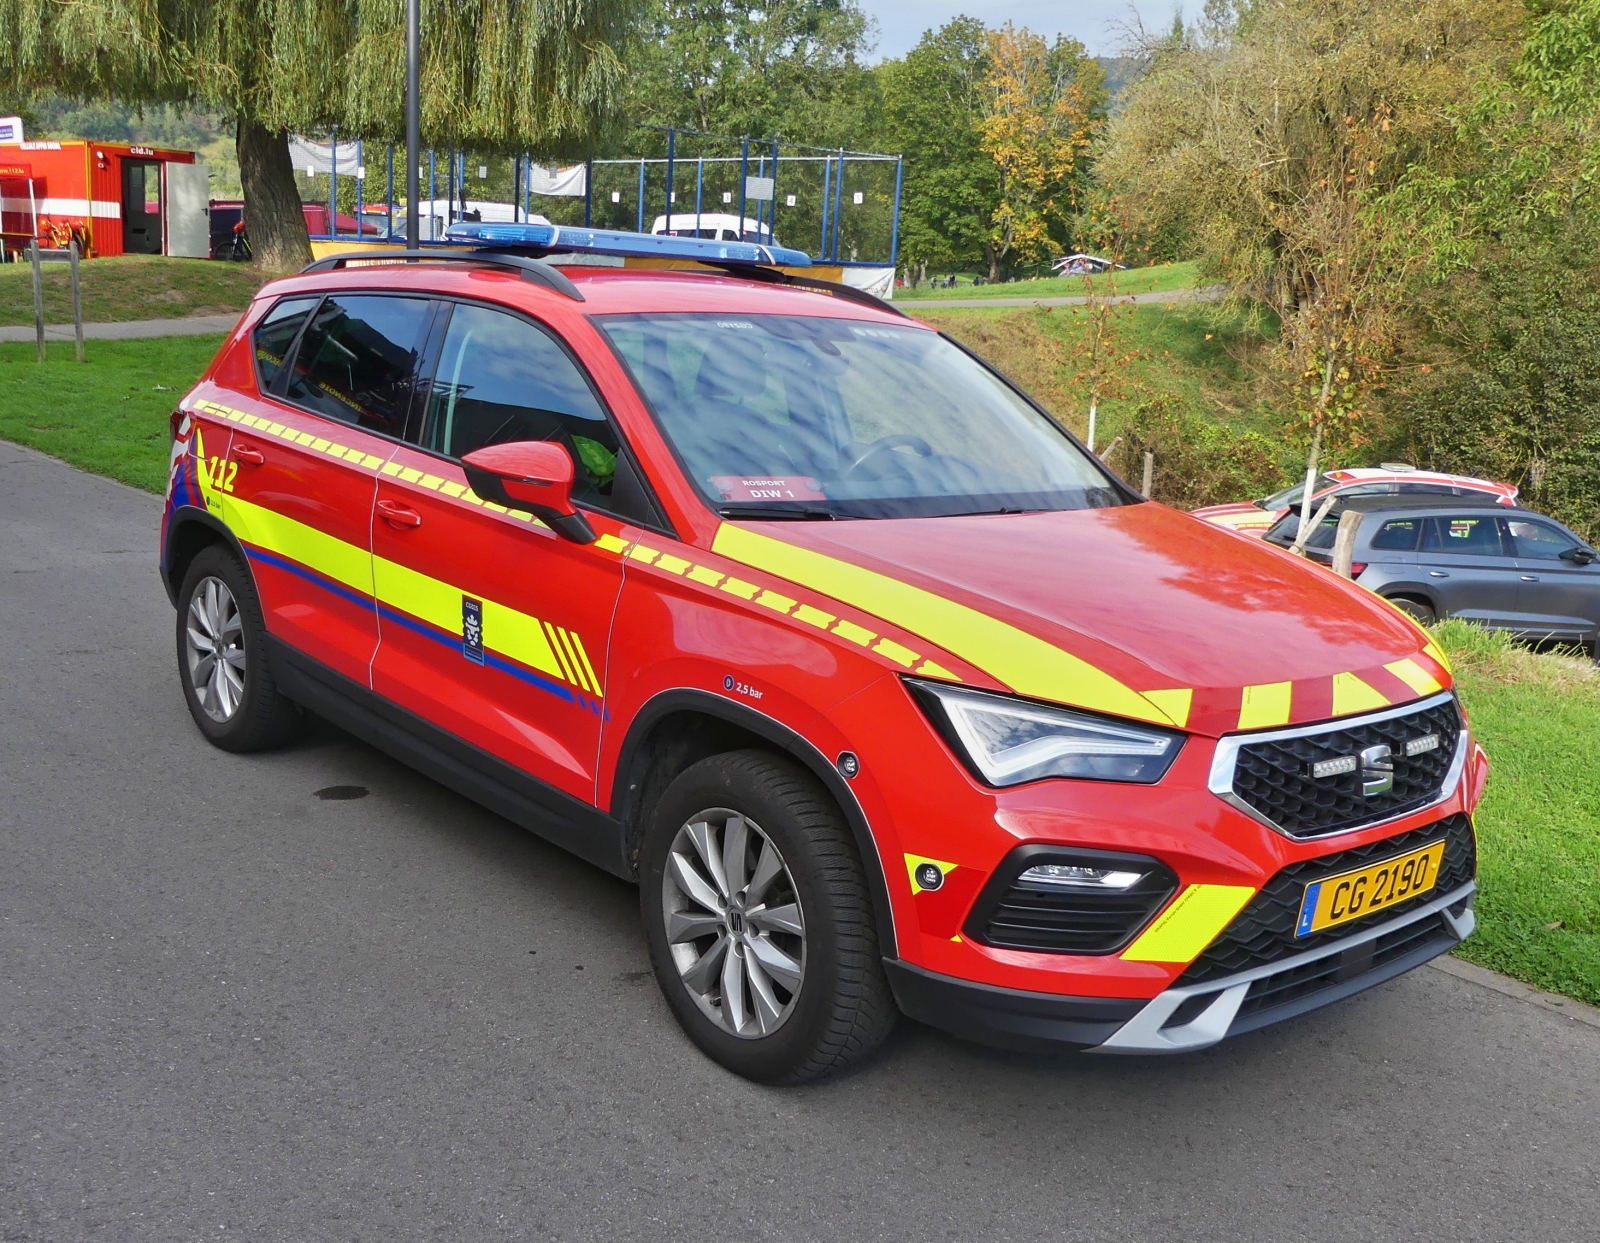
left=253, top=296, right=317, bottom=393
left=283, top=295, right=433, bottom=437
left=1507, top=519, right=1580, bottom=560
left=420, top=304, right=619, bottom=509
left=1422, top=515, right=1504, bottom=556
left=1371, top=517, right=1423, bottom=551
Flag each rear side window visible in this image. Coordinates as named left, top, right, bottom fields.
left=253, top=296, right=317, bottom=393
left=1422, top=515, right=1504, bottom=556
left=283, top=295, right=433, bottom=437
left=1370, top=518, right=1423, bottom=551
left=419, top=303, right=619, bottom=507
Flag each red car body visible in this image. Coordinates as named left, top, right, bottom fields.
left=161, top=257, right=1487, bottom=1062
left=1193, top=467, right=1519, bottom=538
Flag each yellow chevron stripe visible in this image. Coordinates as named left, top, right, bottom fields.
left=1238, top=681, right=1292, bottom=730
left=1121, top=884, right=1256, bottom=964
left=712, top=523, right=1177, bottom=726
left=1384, top=657, right=1443, bottom=698
left=1331, top=671, right=1391, bottom=716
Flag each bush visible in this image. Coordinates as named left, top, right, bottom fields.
left=1107, top=396, right=1283, bottom=508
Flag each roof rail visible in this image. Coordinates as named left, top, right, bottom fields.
left=703, top=262, right=908, bottom=318
left=299, top=248, right=584, bottom=302
left=443, top=220, right=814, bottom=269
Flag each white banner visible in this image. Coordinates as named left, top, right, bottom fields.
left=526, top=163, right=587, bottom=197
left=288, top=136, right=363, bottom=177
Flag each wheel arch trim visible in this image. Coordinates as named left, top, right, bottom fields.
left=609, top=688, right=898, bottom=959
left=163, top=505, right=257, bottom=607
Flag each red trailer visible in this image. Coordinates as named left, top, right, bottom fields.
left=0, top=140, right=207, bottom=259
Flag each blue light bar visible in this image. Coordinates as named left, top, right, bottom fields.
left=443, top=221, right=812, bottom=268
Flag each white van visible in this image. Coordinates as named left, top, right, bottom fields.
left=650, top=213, right=775, bottom=244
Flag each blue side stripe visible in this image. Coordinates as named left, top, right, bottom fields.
left=375, top=604, right=597, bottom=713
left=245, top=545, right=375, bottom=611
left=244, top=543, right=600, bottom=716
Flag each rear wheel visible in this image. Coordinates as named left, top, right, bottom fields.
left=176, top=544, right=300, bottom=751
left=640, top=750, right=897, bottom=1083
left=1387, top=595, right=1437, bottom=625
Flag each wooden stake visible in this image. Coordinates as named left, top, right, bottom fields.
left=1331, top=509, right=1362, bottom=578
left=69, top=241, right=84, bottom=363
left=1141, top=450, right=1154, bottom=498
left=30, top=239, right=45, bottom=362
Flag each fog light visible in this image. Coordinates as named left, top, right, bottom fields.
left=1017, top=864, right=1144, bottom=889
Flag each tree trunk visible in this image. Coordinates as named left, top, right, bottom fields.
left=238, top=118, right=312, bottom=273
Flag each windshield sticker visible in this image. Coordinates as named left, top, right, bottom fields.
left=711, top=475, right=827, bottom=502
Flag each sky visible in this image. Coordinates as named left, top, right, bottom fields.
left=861, top=0, right=1199, bottom=60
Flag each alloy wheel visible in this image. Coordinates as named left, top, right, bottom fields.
left=185, top=575, right=246, bottom=722
left=661, top=808, right=806, bottom=1039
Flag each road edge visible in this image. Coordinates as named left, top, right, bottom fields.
left=1431, top=955, right=1600, bottom=1030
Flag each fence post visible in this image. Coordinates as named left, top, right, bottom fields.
left=329, top=127, right=338, bottom=237
left=738, top=138, right=749, bottom=238
left=636, top=158, right=646, bottom=233
left=889, top=156, right=904, bottom=269
left=1331, top=509, right=1363, bottom=578
left=1141, top=451, right=1154, bottom=499
left=30, top=238, right=45, bottom=361
left=665, top=128, right=676, bottom=229
left=69, top=241, right=83, bottom=363
left=584, top=158, right=593, bottom=227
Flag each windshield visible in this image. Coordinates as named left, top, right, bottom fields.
left=1260, top=475, right=1336, bottom=510
left=596, top=313, right=1126, bottom=519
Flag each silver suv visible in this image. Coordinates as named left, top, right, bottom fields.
left=1265, top=500, right=1600, bottom=649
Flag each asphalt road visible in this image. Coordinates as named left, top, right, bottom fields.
left=3, top=439, right=1598, bottom=1243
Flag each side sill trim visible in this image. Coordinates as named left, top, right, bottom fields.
left=1091, top=880, right=1476, bottom=1055
left=268, top=639, right=631, bottom=878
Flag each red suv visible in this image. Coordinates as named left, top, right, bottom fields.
left=161, top=233, right=1488, bottom=1082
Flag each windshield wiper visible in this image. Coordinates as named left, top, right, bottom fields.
left=718, top=505, right=837, bottom=521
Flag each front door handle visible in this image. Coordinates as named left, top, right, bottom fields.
left=1520, top=575, right=1539, bottom=582
left=377, top=500, right=423, bottom=529
left=1428, top=570, right=1449, bottom=578
left=233, top=444, right=265, bottom=466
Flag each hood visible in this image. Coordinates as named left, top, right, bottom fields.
left=714, top=503, right=1452, bottom=738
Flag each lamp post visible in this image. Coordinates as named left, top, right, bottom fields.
left=405, top=0, right=421, bottom=249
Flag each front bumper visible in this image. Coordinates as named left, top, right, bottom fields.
left=885, top=880, right=1476, bottom=1054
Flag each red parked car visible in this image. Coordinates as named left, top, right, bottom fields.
left=1193, top=466, right=1519, bottom=538
left=160, top=227, right=1488, bottom=1082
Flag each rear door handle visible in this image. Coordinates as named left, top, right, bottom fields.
left=1520, top=575, right=1539, bottom=582
left=1428, top=570, right=1449, bottom=578
left=233, top=444, right=265, bottom=466
left=377, top=500, right=423, bottom=529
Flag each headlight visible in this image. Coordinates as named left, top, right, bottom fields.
left=909, top=680, right=1185, bottom=787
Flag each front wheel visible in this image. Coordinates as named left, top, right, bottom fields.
left=640, top=750, right=897, bottom=1083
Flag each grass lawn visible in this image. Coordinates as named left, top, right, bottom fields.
left=1435, top=621, right=1600, bottom=1006
left=1, top=336, right=1594, bottom=1010
left=0, top=336, right=225, bottom=491
left=918, top=300, right=1274, bottom=446
left=0, top=255, right=267, bottom=326
left=896, top=260, right=1204, bottom=301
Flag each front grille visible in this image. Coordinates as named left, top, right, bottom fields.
left=1229, top=698, right=1461, bottom=838
left=1178, top=814, right=1476, bottom=986
left=976, top=882, right=1176, bottom=954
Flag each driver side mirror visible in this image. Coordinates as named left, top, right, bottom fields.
left=461, top=441, right=596, bottom=544
left=1560, top=546, right=1597, bottom=565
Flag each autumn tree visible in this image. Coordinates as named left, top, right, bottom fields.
left=1102, top=0, right=1518, bottom=537
left=0, top=0, right=633, bottom=271
left=978, top=25, right=1104, bottom=282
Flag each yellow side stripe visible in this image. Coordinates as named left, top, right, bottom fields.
left=712, top=522, right=1177, bottom=726
left=1120, top=884, right=1256, bottom=964
left=223, top=495, right=374, bottom=598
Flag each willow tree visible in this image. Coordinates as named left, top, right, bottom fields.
left=0, top=0, right=632, bottom=270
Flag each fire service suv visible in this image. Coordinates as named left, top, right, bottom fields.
left=160, top=225, right=1487, bottom=1082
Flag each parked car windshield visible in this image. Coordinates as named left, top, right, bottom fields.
left=597, top=313, right=1126, bottom=519
left=1259, top=476, right=1336, bottom=510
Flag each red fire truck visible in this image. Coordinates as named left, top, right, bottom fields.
left=0, top=140, right=208, bottom=259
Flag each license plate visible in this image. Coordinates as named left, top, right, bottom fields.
left=1295, top=840, right=1447, bottom=937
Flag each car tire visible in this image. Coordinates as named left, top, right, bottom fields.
left=176, top=544, right=301, bottom=752
left=1387, top=595, right=1437, bottom=625
left=640, top=749, right=898, bottom=1083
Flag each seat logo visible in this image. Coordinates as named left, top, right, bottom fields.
left=1358, top=744, right=1394, bottom=796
